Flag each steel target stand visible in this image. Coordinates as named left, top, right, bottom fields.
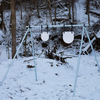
left=0, top=24, right=100, bottom=97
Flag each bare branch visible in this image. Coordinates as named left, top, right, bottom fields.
left=47, top=0, right=51, bottom=5
left=93, top=0, right=100, bottom=7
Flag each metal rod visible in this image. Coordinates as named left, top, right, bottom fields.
left=26, top=24, right=84, bottom=28
left=73, top=26, right=84, bottom=96
left=30, top=28, right=37, bottom=81
left=0, top=28, right=30, bottom=86
left=85, top=27, right=100, bottom=72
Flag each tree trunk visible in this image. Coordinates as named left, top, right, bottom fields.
left=54, top=0, right=56, bottom=25
left=7, top=42, right=10, bottom=59
left=30, top=0, right=33, bottom=11
left=25, top=35, right=27, bottom=57
left=69, top=0, right=71, bottom=20
left=20, top=0, right=22, bottom=20
left=8, top=0, right=10, bottom=10
left=86, top=0, right=90, bottom=14
left=72, top=0, right=74, bottom=24
left=25, top=0, right=27, bottom=11
left=10, top=0, right=16, bottom=59
left=37, top=0, right=40, bottom=18
left=88, top=8, right=90, bottom=26
left=46, top=5, right=48, bottom=25
left=0, top=1, right=3, bottom=30
left=48, top=1, right=53, bottom=25
left=86, top=0, right=90, bottom=25
left=87, top=0, right=90, bottom=26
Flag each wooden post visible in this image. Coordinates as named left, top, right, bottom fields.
left=10, top=0, right=17, bottom=59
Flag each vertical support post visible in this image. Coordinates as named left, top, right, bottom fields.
left=30, top=27, right=37, bottom=81
left=85, top=27, right=100, bottom=72
left=73, top=25, right=84, bottom=96
left=0, top=28, right=30, bottom=86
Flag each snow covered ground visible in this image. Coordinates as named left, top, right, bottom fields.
left=0, top=53, right=100, bottom=100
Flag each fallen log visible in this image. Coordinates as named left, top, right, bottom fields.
left=52, top=18, right=69, bottom=21
left=89, top=11, right=100, bottom=16
left=81, top=30, right=100, bottom=55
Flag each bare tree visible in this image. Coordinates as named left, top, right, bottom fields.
left=54, top=0, right=56, bottom=25
left=71, top=0, right=74, bottom=24
left=20, top=0, right=22, bottom=20
left=30, top=0, right=34, bottom=12
left=36, top=0, right=40, bottom=18
left=86, top=0, right=90, bottom=14
left=48, top=0, right=53, bottom=25
left=86, top=0, right=90, bottom=26
left=68, top=0, right=71, bottom=20
left=0, top=1, right=3, bottom=30
left=10, top=0, right=16, bottom=59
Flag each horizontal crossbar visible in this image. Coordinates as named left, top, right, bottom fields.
left=26, top=24, right=84, bottom=28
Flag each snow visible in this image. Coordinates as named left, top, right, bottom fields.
left=0, top=45, right=8, bottom=62
left=0, top=54, right=100, bottom=100
left=0, top=30, right=4, bottom=41
left=76, top=0, right=100, bottom=26
left=97, top=30, right=100, bottom=38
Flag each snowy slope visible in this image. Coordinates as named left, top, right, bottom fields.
left=0, top=55, right=100, bottom=100
left=0, top=30, right=4, bottom=41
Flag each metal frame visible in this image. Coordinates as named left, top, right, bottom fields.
left=26, top=24, right=83, bottom=28
left=0, top=24, right=100, bottom=98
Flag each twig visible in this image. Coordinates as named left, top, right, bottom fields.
left=92, top=33, right=98, bottom=39
left=24, top=59, right=33, bottom=62
left=93, top=0, right=100, bottom=7
left=89, top=11, right=100, bottom=16
left=47, top=0, right=51, bottom=5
